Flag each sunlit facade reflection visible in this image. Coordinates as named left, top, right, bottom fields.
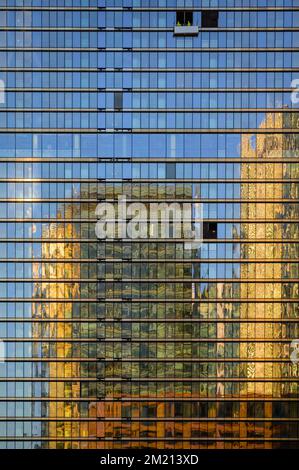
left=239, top=113, right=299, bottom=446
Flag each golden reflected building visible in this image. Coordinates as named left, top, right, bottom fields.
left=239, top=112, right=299, bottom=447
left=97, top=112, right=299, bottom=449
left=32, top=220, right=80, bottom=448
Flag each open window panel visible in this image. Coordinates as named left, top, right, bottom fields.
left=176, top=10, right=193, bottom=26
left=114, top=92, right=123, bottom=110
left=203, top=222, right=218, bottom=239
left=201, top=10, right=219, bottom=27
left=166, top=163, right=176, bottom=179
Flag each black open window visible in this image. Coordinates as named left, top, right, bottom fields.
left=114, top=91, right=123, bottom=110
left=203, top=222, right=218, bottom=239
left=201, top=10, right=219, bottom=27
left=166, top=163, right=176, bottom=179
left=176, top=10, right=193, bottom=26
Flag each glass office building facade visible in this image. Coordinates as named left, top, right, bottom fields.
left=0, top=0, right=298, bottom=449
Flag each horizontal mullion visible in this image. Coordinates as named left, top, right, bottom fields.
left=0, top=296, right=298, bottom=305
left=1, top=27, right=99, bottom=31
left=0, top=278, right=97, bottom=282
left=0, top=68, right=98, bottom=72
left=111, top=88, right=299, bottom=92
left=2, top=358, right=97, bottom=362
left=100, top=7, right=299, bottom=11
left=0, top=397, right=297, bottom=402
left=1, top=359, right=296, bottom=364
left=86, top=318, right=299, bottom=324
left=0, top=239, right=96, bottom=242
left=0, top=437, right=295, bottom=442
left=95, top=397, right=299, bottom=402
left=100, top=47, right=298, bottom=52
left=129, top=158, right=299, bottom=163
left=102, top=129, right=299, bottom=134
left=0, top=129, right=99, bottom=133
left=1, top=219, right=299, bottom=223
left=0, top=438, right=295, bottom=443
left=2, top=68, right=298, bottom=72
left=1, top=178, right=298, bottom=182
left=105, top=67, right=299, bottom=72
left=5, top=88, right=100, bottom=92
left=98, top=358, right=299, bottom=361
left=0, top=198, right=98, bottom=202
left=1, top=218, right=298, bottom=222
left=2, top=88, right=296, bottom=93
left=0, top=198, right=298, bottom=203
left=2, top=338, right=97, bottom=342
left=0, top=238, right=297, bottom=243
left=3, top=27, right=299, bottom=32
left=0, top=437, right=288, bottom=443
left=0, top=108, right=99, bottom=112
left=128, top=159, right=298, bottom=163
left=0, top=179, right=97, bottom=182
left=0, top=278, right=295, bottom=282
left=101, top=178, right=299, bottom=182
left=0, top=378, right=97, bottom=382
left=0, top=438, right=98, bottom=442
left=0, top=6, right=99, bottom=10
left=1, top=47, right=100, bottom=51
left=10, top=46, right=297, bottom=53
left=0, top=219, right=97, bottom=222
left=106, top=108, right=299, bottom=112
left=0, top=259, right=98, bottom=262
left=97, top=259, right=299, bottom=263
left=2, top=258, right=299, bottom=263
left=100, top=198, right=299, bottom=203
left=129, top=129, right=299, bottom=134
left=2, top=339, right=298, bottom=343
left=101, top=299, right=299, bottom=303
left=0, top=417, right=298, bottom=422
left=0, top=318, right=99, bottom=322
left=0, top=418, right=95, bottom=422
left=0, top=299, right=296, bottom=304
left=0, top=370, right=296, bottom=380
left=0, top=298, right=97, bottom=302
left=104, top=26, right=299, bottom=31
left=98, top=339, right=299, bottom=343
left=0, top=158, right=294, bottom=163
left=0, top=159, right=98, bottom=163
left=2, top=108, right=298, bottom=113
left=98, top=378, right=299, bottom=382
left=98, top=278, right=299, bottom=283
left=0, top=6, right=298, bottom=10
left=0, top=318, right=297, bottom=323
left=45, top=358, right=299, bottom=362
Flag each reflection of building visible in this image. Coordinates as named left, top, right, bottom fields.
left=31, top=205, right=98, bottom=448
left=31, top=218, right=82, bottom=448
left=239, top=112, right=299, bottom=447
left=99, top=111, right=299, bottom=449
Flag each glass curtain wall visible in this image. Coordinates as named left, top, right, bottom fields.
left=0, top=0, right=298, bottom=449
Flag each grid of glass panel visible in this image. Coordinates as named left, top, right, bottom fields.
left=0, top=0, right=298, bottom=449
